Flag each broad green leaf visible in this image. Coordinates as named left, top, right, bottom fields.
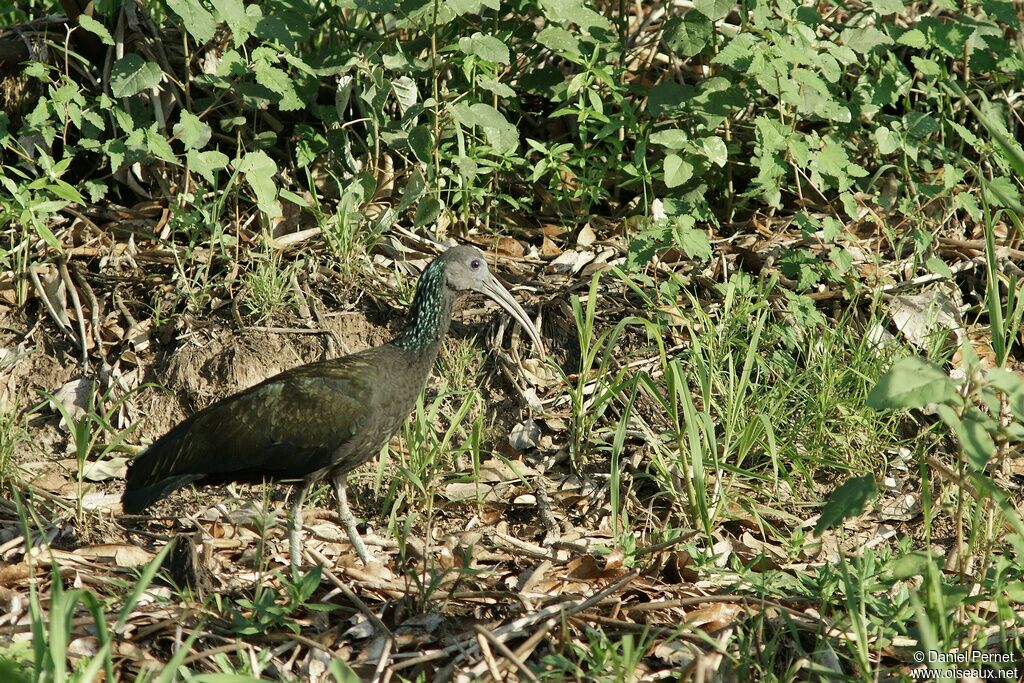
left=110, top=55, right=162, bottom=98
left=253, top=61, right=303, bottom=111
left=869, top=0, right=904, bottom=14
left=647, top=82, right=691, bottom=115
left=664, top=13, right=711, bottom=57
left=663, top=153, right=692, bottom=188
left=888, top=551, right=936, bottom=579
left=541, top=0, right=613, bottom=33
left=145, top=125, right=178, bottom=164
left=390, top=76, right=418, bottom=112
left=446, top=0, right=495, bottom=15
left=536, top=27, right=580, bottom=56
left=698, top=136, right=727, bottom=166
left=408, top=125, right=433, bottom=164
left=842, top=26, right=893, bottom=53
left=256, top=11, right=312, bottom=47
left=910, top=56, right=941, bottom=76
left=673, top=223, right=711, bottom=260
left=167, top=0, right=216, bottom=43
left=450, top=102, right=518, bottom=153
left=874, top=126, right=901, bottom=154
left=985, top=176, right=1023, bottom=213
left=173, top=110, right=212, bottom=150
left=815, top=475, right=878, bottom=535
left=211, top=0, right=261, bottom=44
left=397, top=169, right=426, bottom=213
left=78, top=15, right=114, bottom=45
left=963, top=409, right=996, bottom=471
left=987, top=368, right=1024, bottom=395
left=649, top=129, right=688, bottom=150
left=897, top=28, right=926, bottom=48
left=905, top=112, right=939, bottom=138
left=187, top=149, right=229, bottom=183
left=829, top=246, right=853, bottom=274
left=235, top=150, right=280, bottom=217
left=925, top=256, right=953, bottom=278
left=414, top=196, right=443, bottom=227
left=475, top=75, right=515, bottom=98
left=694, top=0, right=731, bottom=20
left=458, top=33, right=510, bottom=64
left=866, top=357, right=960, bottom=410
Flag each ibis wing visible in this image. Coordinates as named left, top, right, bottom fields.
left=122, top=358, right=377, bottom=512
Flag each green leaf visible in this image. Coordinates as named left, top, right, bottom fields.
left=985, top=176, right=1023, bottom=213
left=663, top=13, right=711, bottom=57
left=866, top=357, right=960, bottom=410
left=110, top=55, right=163, bottom=98
left=868, top=0, right=905, bottom=14
left=905, top=112, right=939, bottom=139
left=446, top=0, right=497, bottom=15
left=673, top=221, right=711, bottom=260
left=78, top=15, right=114, bottom=45
left=390, top=76, right=418, bottom=112
left=874, top=126, right=901, bottom=155
left=211, top=0, right=261, bottom=44
left=842, top=26, right=893, bottom=53
left=458, top=33, right=510, bottom=64
left=186, top=149, right=229, bottom=184
left=408, top=125, right=433, bottom=164
left=925, top=256, right=953, bottom=278
left=397, top=169, right=426, bottom=213
left=663, top=153, right=692, bottom=188
left=450, top=102, right=518, bottom=154
left=779, top=249, right=822, bottom=289
left=815, top=475, right=878, bottom=536
left=414, top=196, right=443, bottom=227
left=541, top=0, right=613, bottom=33
left=962, top=409, right=996, bottom=471
left=649, top=129, right=688, bottom=150
left=897, top=28, right=927, bottom=48
left=235, top=150, right=280, bottom=217
left=253, top=61, right=304, bottom=111
left=694, top=0, right=732, bottom=20
left=911, top=56, right=941, bottom=77
left=829, top=246, right=853, bottom=274
left=888, top=551, right=936, bottom=579
left=173, top=110, right=212, bottom=150
left=475, top=75, right=515, bottom=98
left=536, top=26, right=581, bottom=56
left=698, top=136, right=727, bottom=166
left=145, top=125, right=178, bottom=164
left=987, top=368, right=1024, bottom=395
left=167, top=0, right=216, bottom=43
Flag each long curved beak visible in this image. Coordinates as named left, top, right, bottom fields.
left=479, top=275, right=547, bottom=360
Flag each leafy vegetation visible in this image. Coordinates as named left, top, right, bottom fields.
left=1, top=0, right=1023, bottom=679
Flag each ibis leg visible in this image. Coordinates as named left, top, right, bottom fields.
left=333, top=474, right=371, bottom=564
left=288, top=483, right=310, bottom=568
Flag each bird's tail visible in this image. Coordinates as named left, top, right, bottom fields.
left=121, top=429, right=203, bottom=513
left=121, top=473, right=201, bottom=513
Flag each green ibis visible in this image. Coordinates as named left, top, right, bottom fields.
left=122, top=245, right=545, bottom=566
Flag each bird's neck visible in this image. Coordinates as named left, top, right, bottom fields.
left=392, top=262, right=457, bottom=355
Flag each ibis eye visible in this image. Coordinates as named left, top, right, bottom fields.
left=470, top=259, right=482, bottom=270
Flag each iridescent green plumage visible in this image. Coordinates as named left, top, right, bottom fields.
left=122, top=245, right=545, bottom=566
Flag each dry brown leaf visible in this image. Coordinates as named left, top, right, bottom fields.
left=687, top=601, right=743, bottom=630
left=81, top=457, right=128, bottom=482
left=492, top=236, right=525, bottom=257
left=577, top=224, right=596, bottom=247
left=75, top=543, right=154, bottom=567
left=565, top=554, right=626, bottom=582
left=509, top=419, right=540, bottom=450
left=540, top=236, right=561, bottom=257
